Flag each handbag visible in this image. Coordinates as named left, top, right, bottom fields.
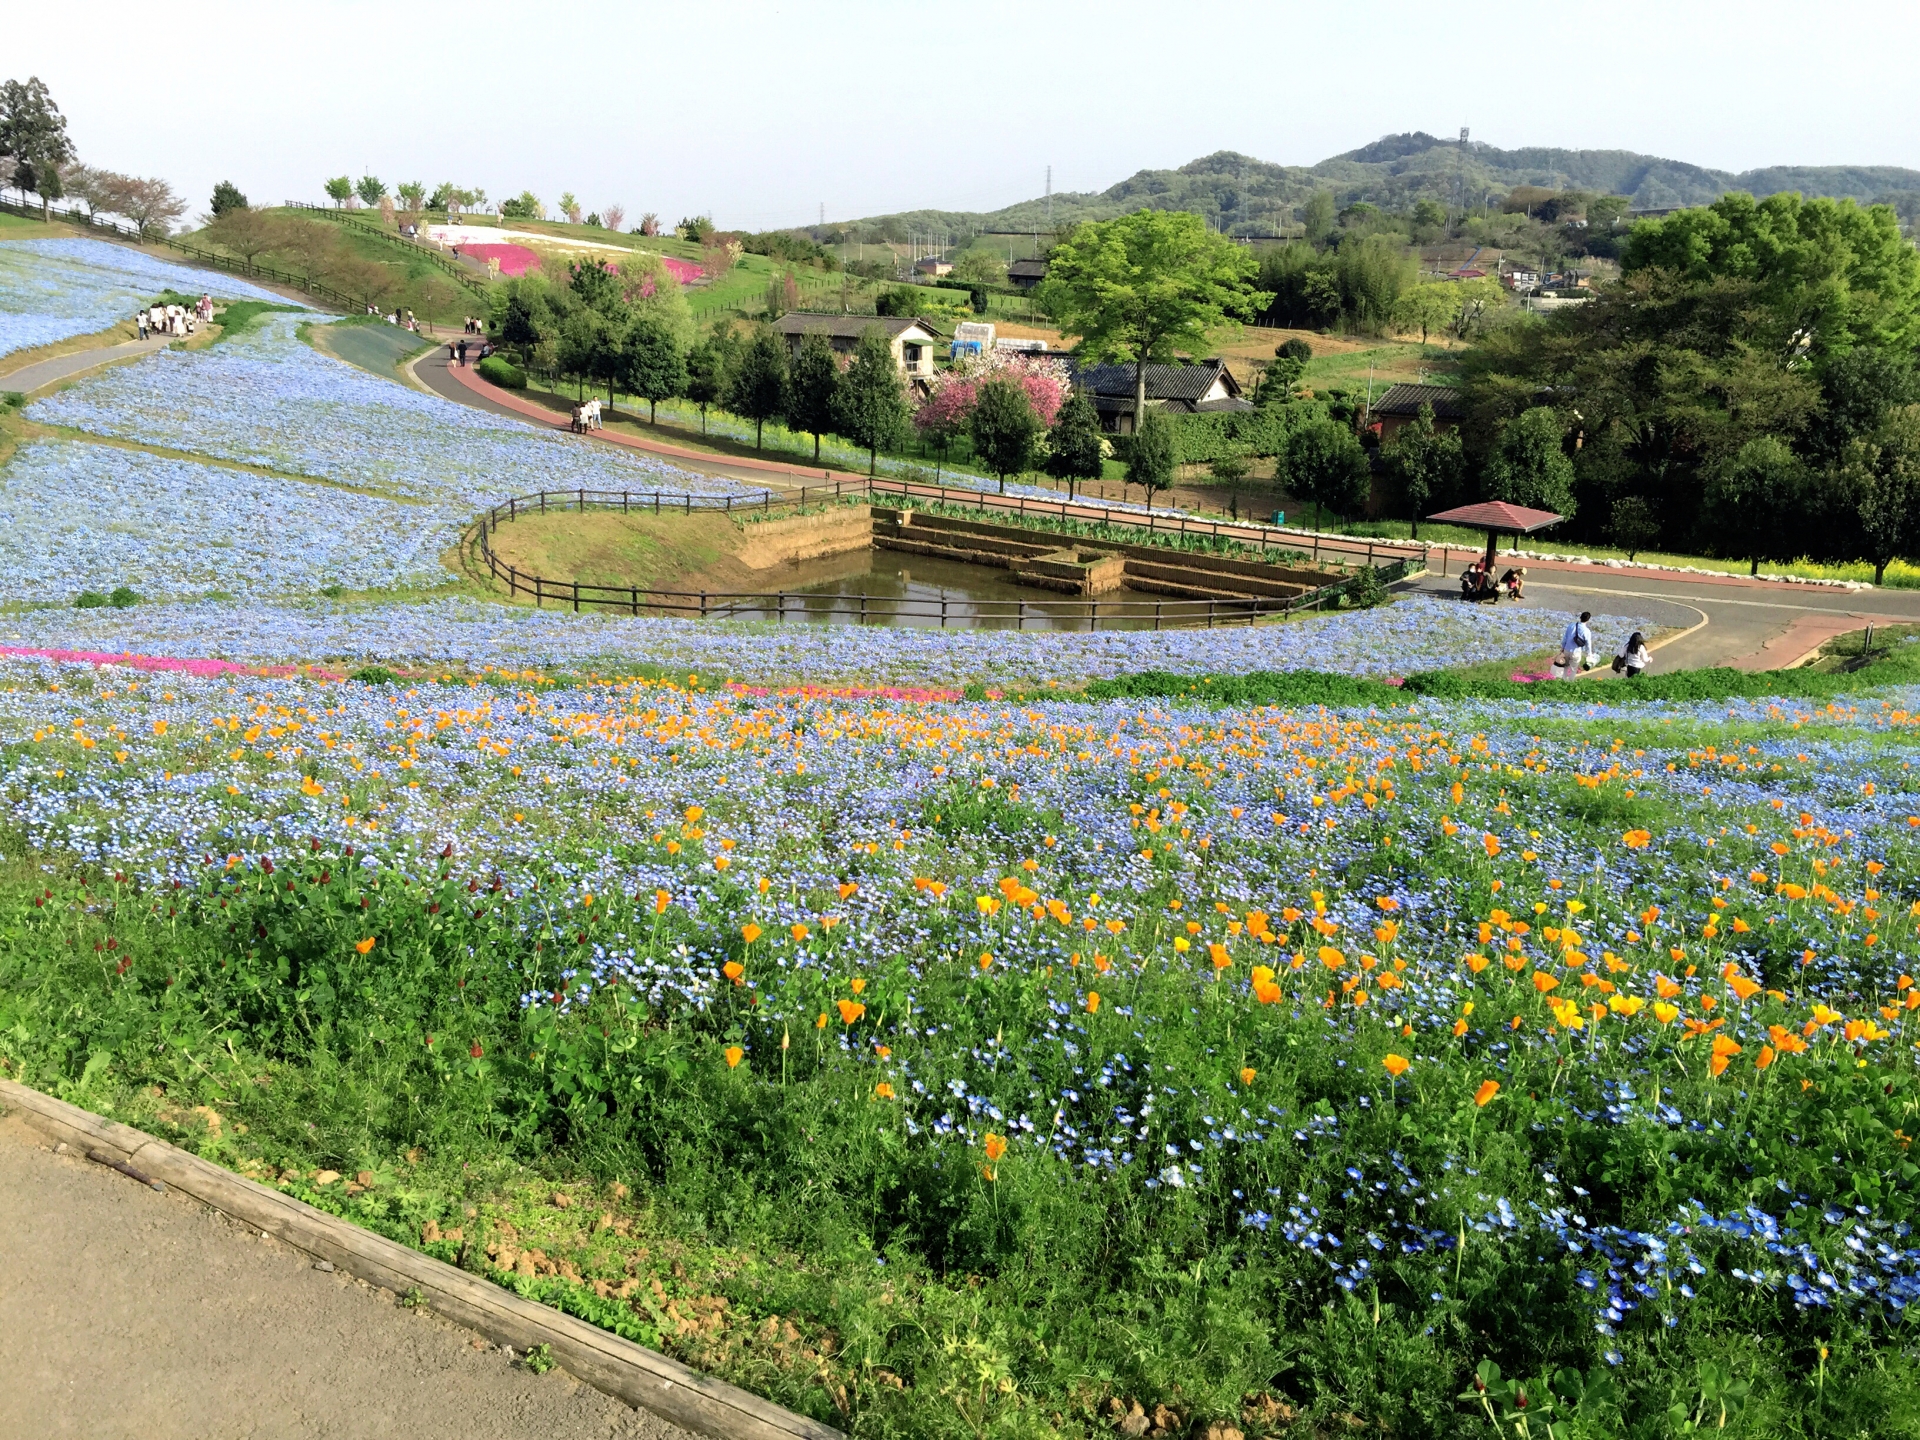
left=1611, top=654, right=1625, bottom=673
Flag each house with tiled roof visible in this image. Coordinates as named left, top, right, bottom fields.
left=1370, top=383, right=1465, bottom=441
left=1066, top=358, right=1253, bottom=434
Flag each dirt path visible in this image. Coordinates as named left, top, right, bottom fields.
left=0, top=1113, right=686, bottom=1440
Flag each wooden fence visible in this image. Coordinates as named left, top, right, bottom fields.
left=281, top=201, right=493, bottom=298
left=469, top=480, right=1423, bottom=630
left=0, top=190, right=359, bottom=312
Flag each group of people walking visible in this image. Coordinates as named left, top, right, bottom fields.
left=571, top=397, right=604, bottom=431
left=136, top=294, right=210, bottom=340
left=1553, top=611, right=1651, bottom=680
left=447, top=337, right=492, bottom=367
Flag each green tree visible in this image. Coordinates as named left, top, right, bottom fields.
left=1702, top=436, right=1806, bottom=574
left=1380, top=404, right=1463, bottom=536
left=557, top=306, right=612, bottom=401
left=1301, top=190, right=1337, bottom=245
left=621, top=316, right=687, bottom=424
left=1044, top=386, right=1105, bottom=501
left=500, top=191, right=543, bottom=220
left=1281, top=414, right=1370, bottom=529
left=968, top=376, right=1042, bottom=492
left=0, top=77, right=74, bottom=221
left=354, top=174, right=386, bottom=208
left=684, top=338, right=728, bottom=435
left=1127, top=407, right=1177, bottom=508
left=1607, top=495, right=1660, bottom=562
left=209, top=180, right=248, bottom=217
left=1484, top=406, right=1576, bottom=515
left=1393, top=282, right=1462, bottom=345
left=323, top=175, right=352, bottom=208
left=1035, top=209, right=1268, bottom=438
left=1839, top=406, right=1920, bottom=584
left=786, top=333, right=840, bottom=462
left=950, top=250, right=1008, bottom=287
left=569, top=258, right=627, bottom=319
left=832, top=327, right=909, bottom=475
left=1623, top=190, right=1920, bottom=357
left=727, top=328, right=789, bottom=450
left=395, top=181, right=426, bottom=216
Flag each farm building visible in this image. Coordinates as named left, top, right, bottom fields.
left=1066, top=359, right=1252, bottom=434
left=772, top=313, right=944, bottom=382
left=1370, top=383, right=1465, bottom=440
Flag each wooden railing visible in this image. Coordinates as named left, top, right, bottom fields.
left=0, top=190, right=359, bottom=312
left=281, top=201, right=492, bottom=298
left=468, top=483, right=1421, bottom=631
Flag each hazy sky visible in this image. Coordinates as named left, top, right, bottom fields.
left=11, top=0, right=1920, bottom=230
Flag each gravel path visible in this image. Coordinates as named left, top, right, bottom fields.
left=0, top=1112, right=687, bottom=1440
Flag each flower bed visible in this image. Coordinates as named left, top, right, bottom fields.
left=0, top=594, right=1636, bottom=686
left=0, top=237, right=288, bottom=361
left=0, top=440, right=463, bottom=601
left=26, top=313, right=760, bottom=508
left=0, top=656, right=1916, bottom=1433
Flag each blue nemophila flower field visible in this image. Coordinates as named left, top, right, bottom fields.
left=0, top=593, right=1638, bottom=685
left=0, top=237, right=287, bottom=359
left=25, top=312, right=763, bottom=507
left=0, top=439, right=459, bottom=600
left=1, top=653, right=1918, bottom=1435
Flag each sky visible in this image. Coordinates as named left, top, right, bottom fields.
left=10, top=0, right=1920, bottom=231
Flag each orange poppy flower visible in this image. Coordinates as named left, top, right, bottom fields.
left=1382, top=1053, right=1411, bottom=1077
left=836, top=999, right=866, bottom=1025
left=1474, top=1080, right=1500, bottom=1107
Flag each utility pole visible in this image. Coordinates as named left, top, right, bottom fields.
left=1045, top=165, right=1052, bottom=232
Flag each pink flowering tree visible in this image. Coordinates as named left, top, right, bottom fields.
left=914, top=352, right=1068, bottom=477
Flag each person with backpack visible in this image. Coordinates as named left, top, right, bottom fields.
left=1613, top=632, right=1651, bottom=679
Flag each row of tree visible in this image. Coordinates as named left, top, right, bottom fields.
left=0, top=76, right=184, bottom=232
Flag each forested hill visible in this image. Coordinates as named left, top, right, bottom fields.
left=843, top=133, right=1920, bottom=237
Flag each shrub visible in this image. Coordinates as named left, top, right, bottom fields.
left=73, top=591, right=107, bottom=609
left=476, top=355, right=526, bottom=390
left=1344, top=565, right=1388, bottom=608
left=351, top=666, right=398, bottom=685
left=107, top=586, right=140, bottom=609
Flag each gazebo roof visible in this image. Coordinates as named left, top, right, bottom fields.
left=1426, top=501, right=1565, bottom=534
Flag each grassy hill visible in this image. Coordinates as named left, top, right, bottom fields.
left=840, top=133, right=1920, bottom=238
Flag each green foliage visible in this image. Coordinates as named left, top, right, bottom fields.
left=1607, top=495, right=1660, bottom=561
left=475, top=354, right=526, bottom=390
left=209, top=301, right=303, bottom=342
left=684, top=337, right=728, bottom=433
left=72, top=591, right=106, bottom=609
left=1380, top=403, right=1464, bottom=534
left=209, top=180, right=247, bottom=217
left=832, top=327, right=909, bottom=475
left=621, top=316, right=688, bottom=424
left=1623, top=191, right=1920, bottom=354
left=1703, top=436, right=1808, bottom=573
left=785, top=333, right=840, bottom=461
left=1279, top=414, right=1369, bottom=523
left=1083, top=669, right=1400, bottom=706
left=1484, top=406, right=1576, bottom=516
left=354, top=175, right=385, bottom=208
left=350, top=666, right=397, bottom=685
left=499, top=191, right=542, bottom=220
left=523, top=1343, right=555, bottom=1375
left=1036, top=210, right=1269, bottom=378
left=726, top=329, right=789, bottom=450
left=1343, top=565, right=1388, bottom=608
left=967, top=375, right=1041, bottom=490
left=1126, top=407, right=1176, bottom=501
left=107, top=585, right=138, bottom=609
left=1255, top=238, right=1418, bottom=334
left=1044, top=386, right=1105, bottom=495
left=323, top=176, right=352, bottom=207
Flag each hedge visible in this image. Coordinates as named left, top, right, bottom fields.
left=475, top=355, right=526, bottom=389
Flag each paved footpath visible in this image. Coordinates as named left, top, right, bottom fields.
left=1402, top=561, right=1920, bottom=671
left=0, top=1112, right=684, bottom=1440
left=0, top=329, right=176, bottom=394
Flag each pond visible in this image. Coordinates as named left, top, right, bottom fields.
left=707, top=549, right=1199, bottom=631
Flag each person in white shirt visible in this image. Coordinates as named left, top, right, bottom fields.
left=1615, top=632, right=1651, bottom=678
left=1559, top=612, right=1594, bottom=673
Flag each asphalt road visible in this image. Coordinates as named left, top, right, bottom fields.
left=1401, top=567, right=1920, bottom=670
left=0, top=1114, right=683, bottom=1440
left=0, top=330, right=175, bottom=394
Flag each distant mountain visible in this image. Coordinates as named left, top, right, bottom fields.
left=837, top=134, right=1920, bottom=238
